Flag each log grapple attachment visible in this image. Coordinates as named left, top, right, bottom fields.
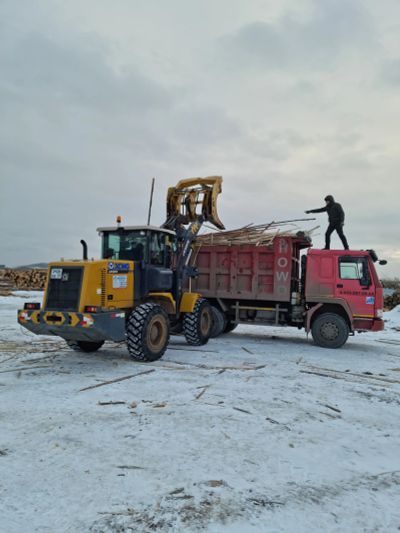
left=163, top=176, right=225, bottom=231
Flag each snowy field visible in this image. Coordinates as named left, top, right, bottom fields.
left=1, top=292, right=400, bottom=533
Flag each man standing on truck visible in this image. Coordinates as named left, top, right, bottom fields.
left=305, top=195, right=349, bottom=250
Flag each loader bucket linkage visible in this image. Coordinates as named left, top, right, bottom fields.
left=163, top=176, right=225, bottom=230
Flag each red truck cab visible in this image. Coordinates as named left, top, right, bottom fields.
left=304, top=249, right=384, bottom=342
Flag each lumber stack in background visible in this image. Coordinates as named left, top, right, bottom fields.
left=384, top=291, right=400, bottom=311
left=0, top=269, right=47, bottom=295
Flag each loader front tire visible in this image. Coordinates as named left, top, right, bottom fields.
left=65, top=340, right=104, bottom=352
left=311, top=312, right=349, bottom=349
left=126, top=303, right=170, bottom=361
left=183, top=298, right=212, bottom=346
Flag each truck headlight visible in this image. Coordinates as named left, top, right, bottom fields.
left=376, top=309, right=383, bottom=318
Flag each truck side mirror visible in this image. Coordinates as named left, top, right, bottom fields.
left=379, top=260, right=387, bottom=266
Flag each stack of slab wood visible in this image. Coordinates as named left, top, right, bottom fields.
left=195, top=219, right=318, bottom=247
left=384, top=290, right=400, bottom=311
left=0, top=269, right=47, bottom=295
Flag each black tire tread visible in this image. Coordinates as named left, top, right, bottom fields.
left=311, top=312, right=349, bottom=349
left=183, top=298, right=211, bottom=346
left=65, top=340, right=104, bottom=352
left=210, top=306, right=227, bottom=338
left=126, top=303, right=170, bottom=361
left=223, top=320, right=238, bottom=334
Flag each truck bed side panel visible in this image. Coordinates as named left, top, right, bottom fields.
left=191, top=237, right=293, bottom=302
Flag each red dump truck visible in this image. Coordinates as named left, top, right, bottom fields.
left=190, top=234, right=385, bottom=348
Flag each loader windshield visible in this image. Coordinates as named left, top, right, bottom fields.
left=103, top=231, right=147, bottom=261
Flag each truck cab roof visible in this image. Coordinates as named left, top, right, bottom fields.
left=308, top=248, right=382, bottom=263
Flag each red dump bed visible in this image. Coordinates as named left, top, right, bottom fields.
left=191, top=235, right=310, bottom=302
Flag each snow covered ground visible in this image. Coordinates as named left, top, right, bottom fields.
left=1, top=292, right=400, bottom=533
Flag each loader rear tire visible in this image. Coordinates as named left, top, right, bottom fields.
left=210, top=306, right=227, bottom=338
left=66, top=340, right=104, bottom=352
left=126, top=303, right=170, bottom=361
left=183, top=298, right=212, bottom=346
left=311, top=312, right=349, bottom=349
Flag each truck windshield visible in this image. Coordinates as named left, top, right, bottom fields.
left=102, top=231, right=147, bottom=261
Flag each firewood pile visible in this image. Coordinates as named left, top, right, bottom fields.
left=195, top=219, right=318, bottom=247
left=384, top=291, right=400, bottom=311
left=0, top=269, right=47, bottom=295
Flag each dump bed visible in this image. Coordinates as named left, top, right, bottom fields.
left=190, top=235, right=310, bottom=302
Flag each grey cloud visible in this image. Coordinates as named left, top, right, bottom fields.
left=380, top=58, right=400, bottom=85
left=219, top=0, right=376, bottom=70
left=0, top=30, right=172, bottom=113
left=0, top=1, right=398, bottom=277
left=168, top=104, right=242, bottom=149
left=242, top=129, right=312, bottom=161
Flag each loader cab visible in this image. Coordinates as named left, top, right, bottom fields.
left=98, top=226, right=176, bottom=268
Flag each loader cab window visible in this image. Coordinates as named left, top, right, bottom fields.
left=102, top=231, right=147, bottom=262
left=149, top=232, right=165, bottom=266
left=149, top=232, right=175, bottom=267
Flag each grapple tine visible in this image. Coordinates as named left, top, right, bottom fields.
left=163, top=176, right=225, bottom=230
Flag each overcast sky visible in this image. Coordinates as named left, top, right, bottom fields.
left=1, top=0, right=399, bottom=277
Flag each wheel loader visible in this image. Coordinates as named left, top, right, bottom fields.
left=18, top=177, right=225, bottom=361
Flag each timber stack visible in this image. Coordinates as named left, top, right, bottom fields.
left=384, top=290, right=400, bottom=311
left=0, top=269, right=47, bottom=295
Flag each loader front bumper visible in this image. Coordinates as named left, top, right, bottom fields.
left=17, top=309, right=127, bottom=342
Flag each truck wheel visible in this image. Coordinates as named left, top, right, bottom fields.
left=210, top=306, right=227, bottom=338
left=65, top=340, right=104, bottom=352
left=311, top=313, right=349, bottom=349
left=223, top=320, right=238, bottom=334
left=183, top=298, right=212, bottom=346
left=126, top=303, right=170, bottom=361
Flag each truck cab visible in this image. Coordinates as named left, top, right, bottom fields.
left=304, top=249, right=384, bottom=345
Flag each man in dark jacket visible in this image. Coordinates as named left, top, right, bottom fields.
left=305, top=195, right=349, bottom=250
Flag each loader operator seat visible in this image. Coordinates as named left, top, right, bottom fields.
left=132, top=243, right=144, bottom=261
left=118, top=243, right=144, bottom=261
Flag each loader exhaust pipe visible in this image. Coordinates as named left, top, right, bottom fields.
left=80, top=239, right=88, bottom=260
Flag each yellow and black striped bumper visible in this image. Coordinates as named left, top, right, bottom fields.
left=17, top=309, right=126, bottom=342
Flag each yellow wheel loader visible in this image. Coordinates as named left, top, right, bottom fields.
left=18, top=177, right=224, bottom=361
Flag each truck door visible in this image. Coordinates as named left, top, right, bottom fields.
left=336, top=256, right=376, bottom=319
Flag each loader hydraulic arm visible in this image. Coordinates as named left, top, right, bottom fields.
left=162, top=176, right=225, bottom=299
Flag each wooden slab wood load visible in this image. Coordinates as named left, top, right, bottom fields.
left=0, top=269, right=47, bottom=295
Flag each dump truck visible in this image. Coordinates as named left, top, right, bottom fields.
left=189, top=233, right=385, bottom=348
left=18, top=177, right=225, bottom=361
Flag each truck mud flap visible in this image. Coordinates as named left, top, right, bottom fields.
left=17, top=310, right=127, bottom=342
